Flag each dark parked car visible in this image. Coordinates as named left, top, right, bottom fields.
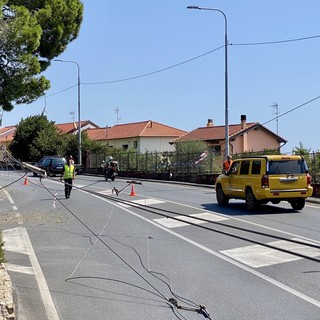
left=33, top=156, right=66, bottom=177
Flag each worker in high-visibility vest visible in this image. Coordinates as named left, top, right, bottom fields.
left=60, top=156, right=75, bottom=198
left=223, top=155, right=233, bottom=172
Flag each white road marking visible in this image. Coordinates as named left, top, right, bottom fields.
left=84, top=192, right=320, bottom=308
left=221, top=238, right=320, bottom=268
left=131, top=198, right=165, bottom=206
left=3, top=227, right=60, bottom=320
left=154, top=212, right=229, bottom=228
left=74, top=184, right=86, bottom=188
left=5, top=263, right=34, bottom=275
left=118, top=198, right=165, bottom=208
left=4, top=228, right=28, bottom=254
left=98, top=189, right=113, bottom=195
left=2, top=188, right=23, bottom=224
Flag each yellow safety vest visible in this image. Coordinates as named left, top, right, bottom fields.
left=63, top=164, right=75, bottom=179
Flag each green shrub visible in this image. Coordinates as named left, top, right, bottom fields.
left=0, top=230, right=6, bottom=264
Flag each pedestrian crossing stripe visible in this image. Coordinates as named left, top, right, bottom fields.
left=74, top=184, right=86, bottom=188
left=118, top=198, right=165, bottom=208
left=5, top=263, right=34, bottom=275
left=154, top=212, right=229, bottom=228
left=98, top=189, right=114, bottom=195
left=220, top=238, right=320, bottom=268
left=3, top=228, right=28, bottom=255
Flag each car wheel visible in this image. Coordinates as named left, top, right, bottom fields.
left=216, top=185, right=229, bottom=206
left=290, top=198, right=305, bottom=210
left=246, top=189, right=258, bottom=210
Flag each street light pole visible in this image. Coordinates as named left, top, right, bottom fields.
left=54, top=59, right=82, bottom=165
left=187, top=6, right=229, bottom=159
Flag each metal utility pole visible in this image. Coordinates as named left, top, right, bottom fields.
left=187, top=5, right=229, bottom=159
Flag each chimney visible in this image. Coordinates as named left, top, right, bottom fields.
left=105, top=125, right=109, bottom=137
left=241, top=115, right=246, bottom=129
left=207, top=119, right=214, bottom=127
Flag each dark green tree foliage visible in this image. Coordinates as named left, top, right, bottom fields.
left=9, top=114, right=63, bottom=161
left=175, top=140, right=208, bottom=155
left=0, top=0, right=83, bottom=111
left=292, top=142, right=311, bottom=156
left=63, top=131, right=106, bottom=164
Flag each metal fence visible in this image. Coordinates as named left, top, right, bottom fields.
left=305, top=152, right=320, bottom=183
left=87, top=150, right=223, bottom=175
left=86, top=150, right=320, bottom=184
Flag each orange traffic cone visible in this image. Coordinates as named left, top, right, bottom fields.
left=130, top=184, right=137, bottom=196
left=23, top=177, right=28, bottom=186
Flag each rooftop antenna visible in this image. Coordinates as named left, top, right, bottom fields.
left=69, top=111, right=75, bottom=122
left=115, top=107, right=121, bottom=124
left=270, top=103, right=279, bottom=135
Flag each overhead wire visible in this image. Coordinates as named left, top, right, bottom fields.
left=2, top=148, right=320, bottom=260
left=2, top=164, right=320, bottom=318
left=36, top=33, right=320, bottom=128
left=68, top=177, right=320, bottom=261
left=37, top=178, right=208, bottom=319
left=230, top=34, right=320, bottom=46
left=81, top=45, right=225, bottom=85
left=261, top=95, right=320, bottom=127
left=0, top=152, right=211, bottom=318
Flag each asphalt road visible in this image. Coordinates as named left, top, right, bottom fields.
left=1, top=172, right=320, bottom=320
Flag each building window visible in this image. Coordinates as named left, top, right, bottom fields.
left=133, top=141, right=138, bottom=149
left=122, top=144, right=128, bottom=151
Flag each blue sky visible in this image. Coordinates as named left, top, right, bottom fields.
left=3, top=0, right=320, bottom=153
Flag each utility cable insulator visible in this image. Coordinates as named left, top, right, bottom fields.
left=167, top=298, right=211, bottom=319
left=112, top=187, right=119, bottom=196
left=197, top=305, right=211, bottom=319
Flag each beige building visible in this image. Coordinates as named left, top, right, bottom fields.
left=85, top=120, right=187, bottom=153
left=175, top=115, right=287, bottom=155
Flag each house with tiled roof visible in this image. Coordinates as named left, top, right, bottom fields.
left=175, top=115, right=287, bottom=155
left=0, top=120, right=99, bottom=149
left=56, top=120, right=99, bottom=134
left=85, top=120, right=187, bottom=153
left=0, top=126, right=16, bottom=149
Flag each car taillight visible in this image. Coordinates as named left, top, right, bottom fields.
left=306, top=173, right=311, bottom=186
left=261, top=175, right=269, bottom=188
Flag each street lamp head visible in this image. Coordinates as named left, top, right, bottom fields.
left=187, top=6, right=200, bottom=10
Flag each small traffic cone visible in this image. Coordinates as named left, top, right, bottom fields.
left=130, top=184, right=137, bottom=196
left=23, top=177, right=28, bottom=186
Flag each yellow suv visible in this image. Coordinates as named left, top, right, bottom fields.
left=215, top=155, right=313, bottom=210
